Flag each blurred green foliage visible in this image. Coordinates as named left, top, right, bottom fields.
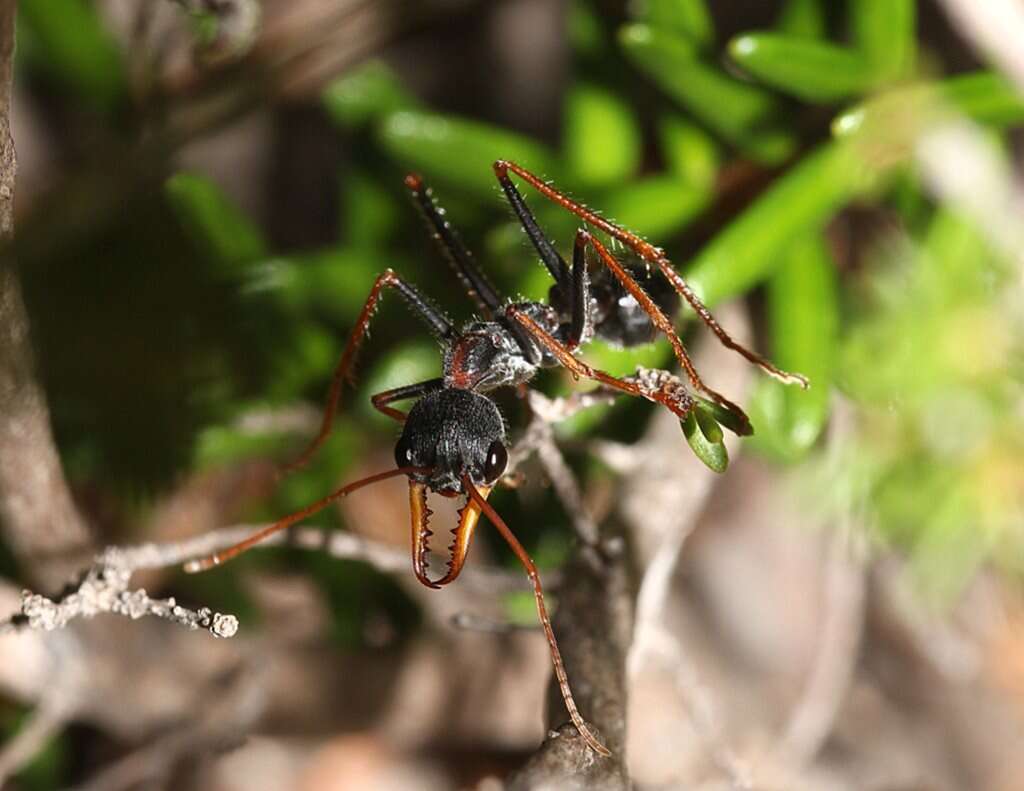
left=11, top=0, right=1024, bottom=657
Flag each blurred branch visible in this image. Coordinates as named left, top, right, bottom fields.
left=777, top=400, right=867, bottom=766
left=0, top=521, right=533, bottom=640
left=0, top=3, right=92, bottom=587
left=937, top=0, right=1024, bottom=92
left=1, top=547, right=239, bottom=638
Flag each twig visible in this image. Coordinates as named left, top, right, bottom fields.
left=0, top=696, right=71, bottom=785
left=1, top=549, right=239, bottom=638
left=777, top=517, right=867, bottom=766
left=0, top=1, right=92, bottom=586
left=525, top=391, right=605, bottom=547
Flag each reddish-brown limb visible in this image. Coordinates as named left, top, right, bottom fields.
left=463, top=476, right=612, bottom=758
left=507, top=308, right=696, bottom=423
left=577, top=230, right=750, bottom=431
left=284, top=270, right=451, bottom=473
left=183, top=467, right=422, bottom=573
left=493, top=160, right=809, bottom=389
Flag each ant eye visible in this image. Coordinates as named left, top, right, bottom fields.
left=483, top=440, right=507, bottom=482
left=394, top=436, right=415, bottom=469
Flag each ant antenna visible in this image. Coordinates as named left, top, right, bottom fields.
left=184, top=467, right=423, bottom=573
left=464, top=476, right=612, bottom=757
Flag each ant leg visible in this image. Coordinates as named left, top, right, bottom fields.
left=493, top=163, right=571, bottom=290
left=507, top=307, right=698, bottom=424
left=285, top=270, right=452, bottom=472
left=463, top=476, right=612, bottom=758
left=578, top=231, right=751, bottom=433
left=371, top=378, right=444, bottom=423
left=565, top=229, right=590, bottom=350
left=405, top=174, right=502, bottom=317
left=493, top=160, right=809, bottom=389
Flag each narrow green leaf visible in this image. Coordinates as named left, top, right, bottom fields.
left=685, top=142, right=879, bottom=307
left=695, top=406, right=724, bottom=444
left=658, top=115, right=719, bottom=190
left=20, top=0, right=126, bottom=111
left=700, top=398, right=752, bottom=437
left=377, top=110, right=559, bottom=197
left=640, top=0, right=714, bottom=49
left=323, top=61, right=418, bottom=128
left=165, top=173, right=266, bottom=271
left=564, top=83, right=642, bottom=187
left=620, top=24, right=795, bottom=164
left=777, top=0, right=826, bottom=38
left=682, top=410, right=729, bottom=472
left=728, top=34, right=874, bottom=103
left=850, top=0, right=916, bottom=81
left=598, top=175, right=710, bottom=239
left=834, top=72, right=1024, bottom=139
left=748, top=233, right=837, bottom=461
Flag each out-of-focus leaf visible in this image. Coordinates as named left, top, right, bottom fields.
left=777, top=0, right=826, bottom=38
left=598, top=175, right=709, bottom=239
left=619, top=24, right=795, bottom=164
left=749, top=233, right=837, bottom=461
left=658, top=115, right=719, bottom=190
left=564, top=83, right=642, bottom=187
left=728, top=34, right=874, bottom=102
left=377, top=111, right=559, bottom=197
left=850, top=0, right=916, bottom=81
left=342, top=170, right=401, bottom=247
left=640, top=0, right=714, bottom=49
left=20, top=0, right=126, bottom=111
left=833, top=72, right=1024, bottom=139
left=682, top=408, right=728, bottom=472
left=165, top=173, right=266, bottom=272
left=569, top=0, right=605, bottom=56
left=686, top=142, right=879, bottom=307
left=323, top=61, right=418, bottom=128
left=250, top=249, right=385, bottom=319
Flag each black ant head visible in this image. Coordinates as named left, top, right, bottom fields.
left=395, top=388, right=508, bottom=494
left=393, top=388, right=508, bottom=589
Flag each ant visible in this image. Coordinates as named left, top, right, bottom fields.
left=184, top=161, right=807, bottom=757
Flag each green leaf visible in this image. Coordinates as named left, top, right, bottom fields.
left=165, top=173, right=266, bottom=271
left=748, top=233, right=837, bottom=461
left=834, top=72, right=1024, bottom=139
left=620, top=24, right=795, bottom=164
left=323, top=60, right=418, bottom=128
left=20, top=0, right=126, bottom=112
left=682, top=409, right=728, bottom=472
left=850, top=0, right=916, bottom=81
left=728, top=34, right=875, bottom=103
left=685, top=142, right=879, bottom=307
left=658, top=115, right=720, bottom=190
left=598, top=175, right=710, bottom=239
left=377, top=110, right=559, bottom=197
left=564, top=83, right=642, bottom=187
left=695, top=406, right=723, bottom=443
left=569, top=0, right=606, bottom=56
left=700, top=397, right=752, bottom=437
left=342, top=170, right=401, bottom=247
left=640, top=0, right=714, bottom=49
left=777, top=0, right=827, bottom=38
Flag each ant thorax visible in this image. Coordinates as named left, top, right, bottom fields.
left=443, top=302, right=562, bottom=391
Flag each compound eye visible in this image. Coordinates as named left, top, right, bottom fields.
left=483, top=440, right=508, bottom=482
left=394, top=435, right=415, bottom=470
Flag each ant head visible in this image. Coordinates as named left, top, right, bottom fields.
left=394, top=388, right=508, bottom=495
